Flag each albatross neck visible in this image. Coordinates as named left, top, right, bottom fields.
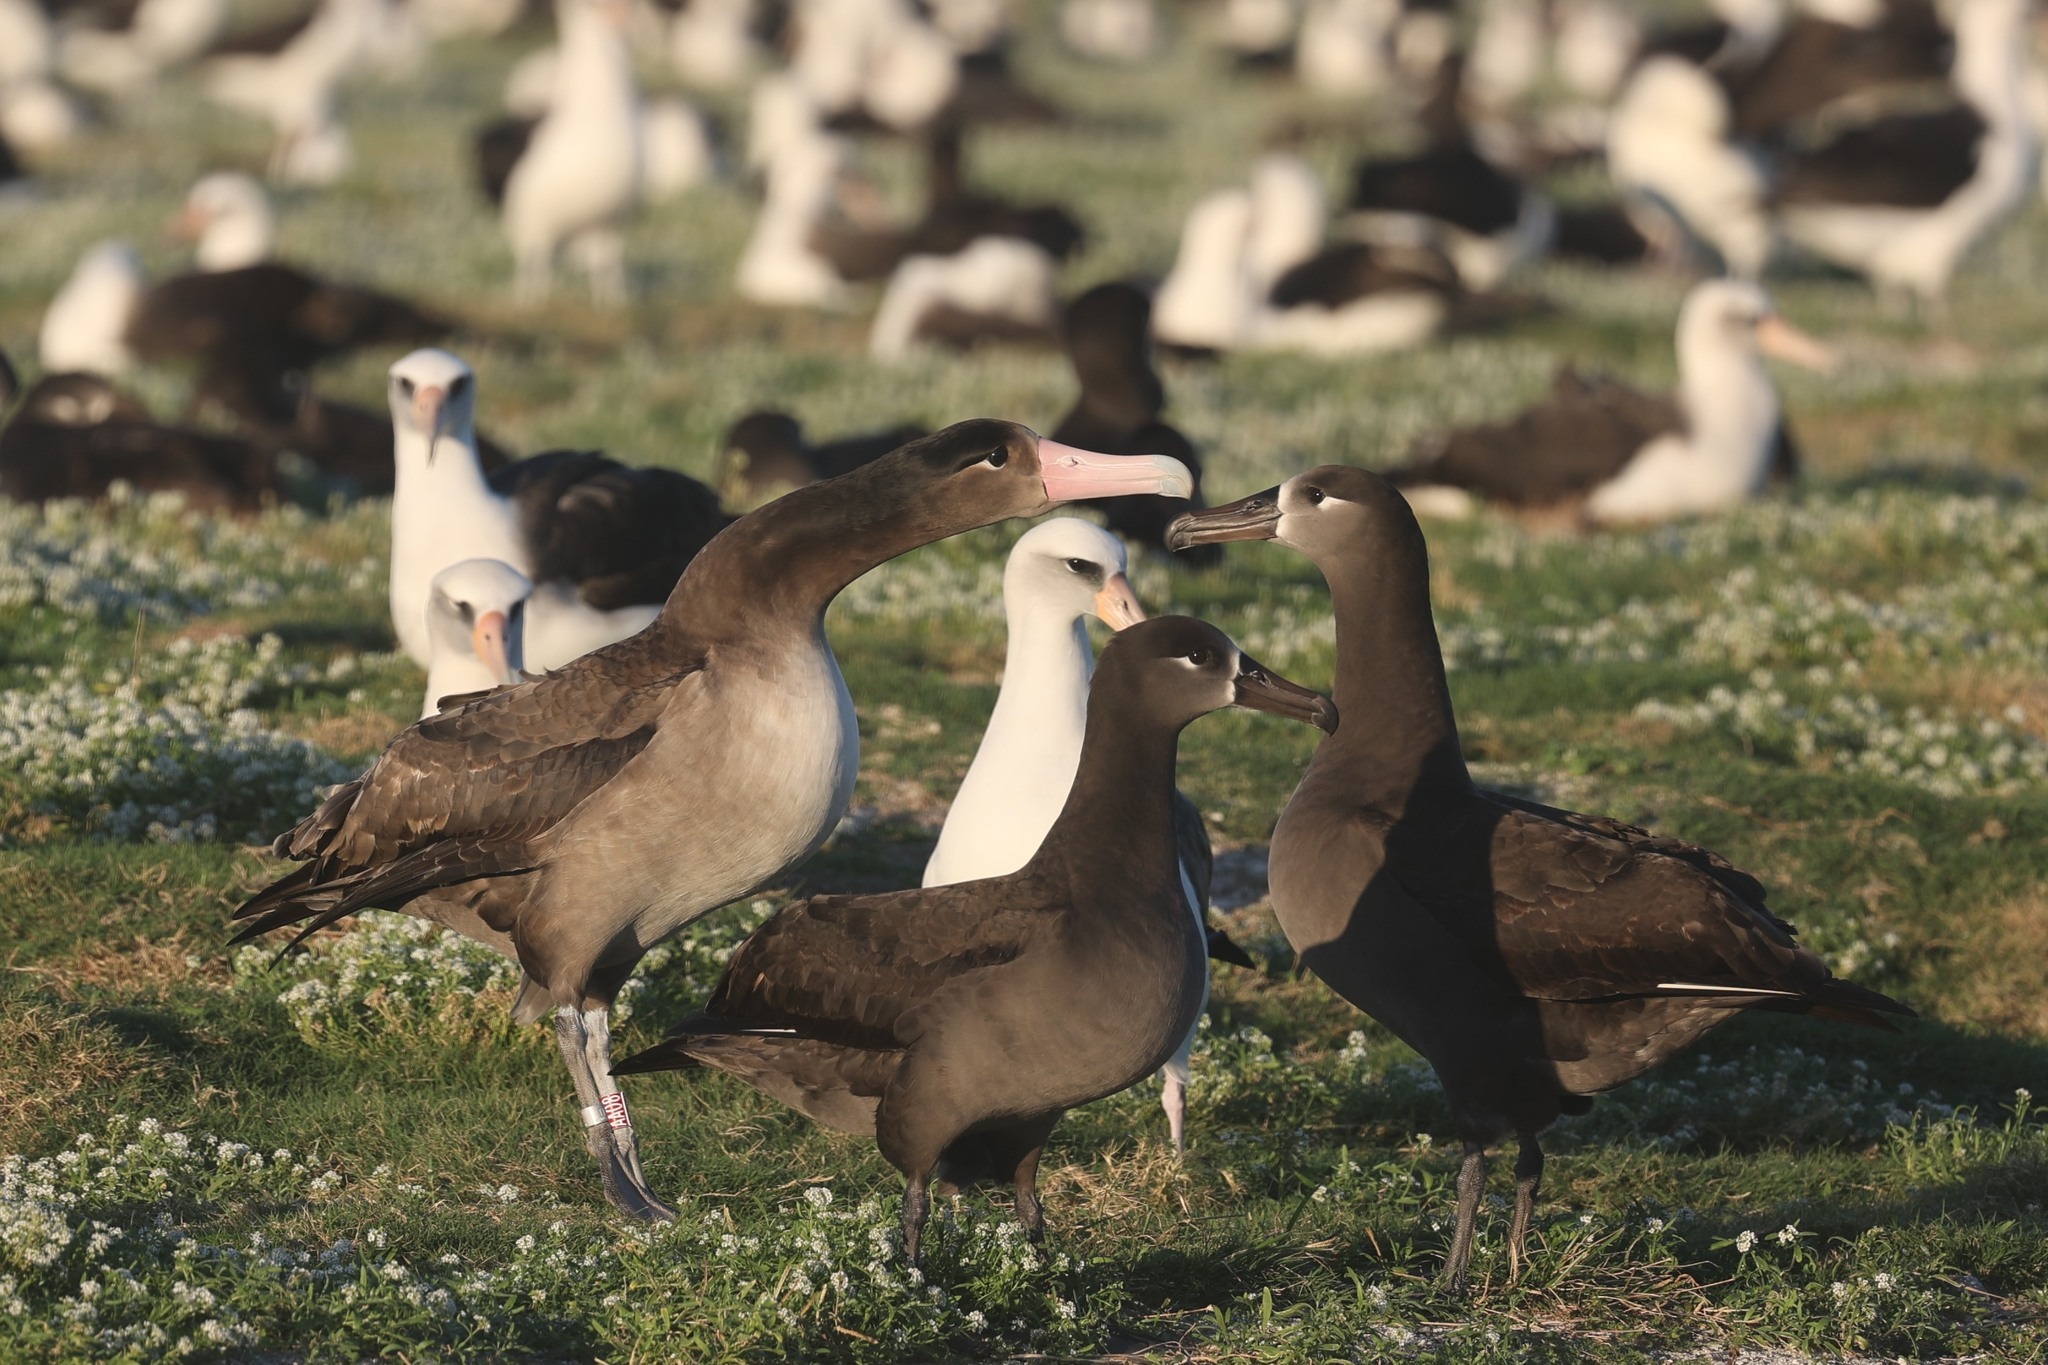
left=1316, top=519, right=1471, bottom=807
left=661, top=461, right=1026, bottom=638
left=1031, top=688, right=1185, bottom=909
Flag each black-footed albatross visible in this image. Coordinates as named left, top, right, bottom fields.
left=231, top=421, right=1195, bottom=1223
left=616, top=616, right=1337, bottom=1260
left=1167, top=467, right=1913, bottom=1290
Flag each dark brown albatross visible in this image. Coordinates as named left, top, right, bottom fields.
left=1167, top=466, right=1913, bottom=1290
left=616, top=616, right=1336, bottom=1260
left=231, top=420, right=1194, bottom=1222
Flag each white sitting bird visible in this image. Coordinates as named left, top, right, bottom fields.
left=500, top=0, right=642, bottom=302
left=924, top=518, right=1240, bottom=1153
left=1607, top=56, right=1775, bottom=278
left=385, top=348, right=729, bottom=674
left=173, top=171, right=277, bottom=271
left=421, top=559, right=531, bottom=717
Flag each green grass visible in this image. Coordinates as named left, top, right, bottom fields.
left=5, top=1, right=2048, bottom=1359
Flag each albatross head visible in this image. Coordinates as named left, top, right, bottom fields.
left=388, top=348, right=479, bottom=467
left=847, top=419, right=1193, bottom=532
left=1005, top=517, right=1147, bottom=632
left=1093, top=615, right=1338, bottom=733
left=423, top=558, right=531, bottom=716
left=1165, top=464, right=1425, bottom=568
left=1680, top=279, right=1837, bottom=373
left=173, top=171, right=276, bottom=272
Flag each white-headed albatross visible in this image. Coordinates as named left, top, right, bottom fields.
left=386, top=348, right=732, bottom=674
left=1167, top=467, right=1913, bottom=1290
left=232, top=421, right=1195, bottom=1221
left=421, top=558, right=531, bottom=718
left=1388, top=279, right=1833, bottom=524
left=920, top=519, right=1257, bottom=1152
left=614, top=616, right=1334, bottom=1257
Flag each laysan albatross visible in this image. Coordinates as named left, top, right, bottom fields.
left=920, top=519, right=1255, bottom=1152
left=1168, top=467, right=1913, bottom=1290
left=1388, top=279, right=1832, bottom=524
left=384, top=348, right=730, bottom=674
left=232, top=422, right=1195, bottom=1221
left=614, top=617, right=1333, bottom=1258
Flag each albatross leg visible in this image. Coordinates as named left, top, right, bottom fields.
left=554, top=1006, right=674, bottom=1222
left=901, top=1170, right=932, bottom=1267
left=1507, top=1137, right=1544, bottom=1282
left=578, top=1006, right=677, bottom=1222
left=1012, top=1144, right=1046, bottom=1244
left=1441, top=1141, right=1488, bottom=1293
left=1159, top=1036, right=1192, bottom=1156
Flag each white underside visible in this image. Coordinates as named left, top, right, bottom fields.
left=522, top=584, right=662, bottom=673
left=1249, top=289, right=1447, bottom=355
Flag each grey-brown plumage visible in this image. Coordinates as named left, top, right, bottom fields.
left=616, top=617, right=1335, bottom=1259
left=1775, top=106, right=1986, bottom=209
left=1388, top=366, right=1798, bottom=509
left=1, top=370, right=279, bottom=511
left=1168, top=467, right=1912, bottom=1291
left=231, top=422, right=1195, bottom=1223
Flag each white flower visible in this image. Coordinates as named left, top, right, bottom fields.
left=1735, top=1230, right=1757, bottom=1253
left=515, top=1235, right=536, bottom=1254
left=1773, top=1224, right=1798, bottom=1246
left=803, top=1186, right=833, bottom=1209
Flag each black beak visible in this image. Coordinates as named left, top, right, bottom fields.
left=1231, top=652, right=1338, bottom=733
left=1167, top=486, right=1283, bottom=551
left=1206, top=927, right=1258, bottom=971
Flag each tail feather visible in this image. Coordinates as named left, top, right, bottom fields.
left=614, top=1013, right=799, bottom=1074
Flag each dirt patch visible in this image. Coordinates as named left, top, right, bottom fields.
left=25, top=930, right=227, bottom=1002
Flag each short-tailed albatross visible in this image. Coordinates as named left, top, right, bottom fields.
left=1168, top=467, right=1913, bottom=1290
left=615, top=617, right=1334, bottom=1259
left=232, top=421, right=1194, bottom=1220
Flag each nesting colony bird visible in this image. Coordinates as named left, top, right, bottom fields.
left=0, top=365, right=278, bottom=510
left=615, top=617, right=1333, bottom=1257
left=1154, top=161, right=1473, bottom=356
left=1389, top=279, right=1833, bottom=524
left=172, top=171, right=276, bottom=271
left=716, top=410, right=927, bottom=504
left=1169, top=468, right=1913, bottom=1290
left=868, top=236, right=1060, bottom=359
left=384, top=348, right=730, bottom=674
left=1345, top=55, right=1557, bottom=291
left=923, top=522, right=1254, bottom=1151
left=421, top=558, right=531, bottom=718
left=1606, top=56, right=1775, bottom=277
left=483, top=0, right=641, bottom=302
left=201, top=0, right=384, bottom=182
left=232, top=424, right=1196, bottom=1221
left=1773, top=0, right=2036, bottom=312
left=1050, top=282, right=1216, bottom=562
left=1058, top=0, right=1158, bottom=62
left=40, top=216, right=446, bottom=419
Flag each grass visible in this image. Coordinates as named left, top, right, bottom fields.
left=4, top=1, right=2048, bottom=1359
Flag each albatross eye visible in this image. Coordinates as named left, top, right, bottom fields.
left=397, top=377, right=415, bottom=395
left=1304, top=487, right=1326, bottom=505
left=1064, top=558, right=1091, bottom=573
left=450, top=374, right=471, bottom=397
left=983, top=447, right=1008, bottom=469
left=1185, top=647, right=1215, bottom=667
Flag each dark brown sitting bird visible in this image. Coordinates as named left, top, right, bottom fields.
left=1168, top=466, right=1913, bottom=1291
left=223, top=370, right=514, bottom=495
left=716, top=411, right=929, bottom=505
left=1048, top=282, right=1217, bottom=564
left=231, top=421, right=1196, bottom=1222
left=0, top=367, right=279, bottom=512
left=616, top=616, right=1336, bottom=1260
left=123, top=264, right=448, bottom=421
